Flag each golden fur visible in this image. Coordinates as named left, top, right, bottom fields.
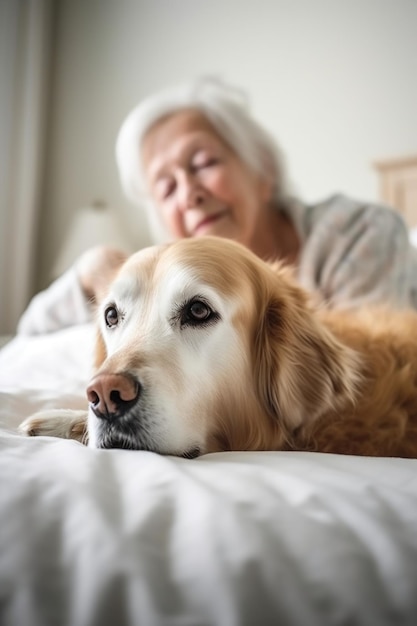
left=21, top=237, right=417, bottom=458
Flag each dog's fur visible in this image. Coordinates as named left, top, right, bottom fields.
left=20, top=237, right=417, bottom=458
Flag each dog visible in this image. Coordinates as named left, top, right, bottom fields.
left=20, top=236, right=417, bottom=458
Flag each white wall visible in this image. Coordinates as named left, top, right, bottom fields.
left=38, top=0, right=417, bottom=288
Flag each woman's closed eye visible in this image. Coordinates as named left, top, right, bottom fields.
left=191, top=152, right=219, bottom=172
left=154, top=152, right=220, bottom=201
left=156, top=177, right=176, bottom=200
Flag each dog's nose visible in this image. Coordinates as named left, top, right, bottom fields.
left=87, top=374, right=140, bottom=420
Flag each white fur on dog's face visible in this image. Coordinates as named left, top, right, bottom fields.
left=88, top=242, right=253, bottom=456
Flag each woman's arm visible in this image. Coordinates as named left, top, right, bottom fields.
left=17, top=247, right=127, bottom=335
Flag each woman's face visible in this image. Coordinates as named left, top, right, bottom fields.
left=141, top=110, right=271, bottom=246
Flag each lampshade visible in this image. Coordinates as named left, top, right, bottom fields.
left=53, top=202, right=132, bottom=277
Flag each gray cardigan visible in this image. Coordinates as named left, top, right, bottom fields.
left=287, top=194, right=417, bottom=310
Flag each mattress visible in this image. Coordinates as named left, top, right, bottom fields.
left=1, top=324, right=417, bottom=626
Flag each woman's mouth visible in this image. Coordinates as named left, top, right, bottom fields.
left=193, top=210, right=229, bottom=236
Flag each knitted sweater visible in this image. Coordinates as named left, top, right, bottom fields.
left=288, top=194, right=417, bottom=310
left=17, top=194, right=417, bottom=335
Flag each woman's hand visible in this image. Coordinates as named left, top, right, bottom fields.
left=75, top=246, right=128, bottom=303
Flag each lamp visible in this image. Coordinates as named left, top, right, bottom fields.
left=53, top=201, right=132, bottom=278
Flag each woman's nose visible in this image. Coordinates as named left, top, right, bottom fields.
left=177, top=173, right=205, bottom=211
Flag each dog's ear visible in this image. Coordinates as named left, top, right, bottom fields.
left=254, top=280, right=361, bottom=434
left=88, top=250, right=128, bottom=371
left=94, top=328, right=107, bottom=370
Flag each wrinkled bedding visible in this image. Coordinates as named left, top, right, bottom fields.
left=1, top=326, right=417, bottom=626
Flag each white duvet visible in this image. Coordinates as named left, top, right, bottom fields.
left=1, top=325, right=417, bottom=626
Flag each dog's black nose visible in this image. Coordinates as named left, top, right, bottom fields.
left=87, top=373, right=140, bottom=420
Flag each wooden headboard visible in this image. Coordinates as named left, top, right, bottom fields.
left=374, top=155, right=417, bottom=228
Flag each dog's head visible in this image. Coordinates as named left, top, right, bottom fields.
left=87, top=237, right=361, bottom=455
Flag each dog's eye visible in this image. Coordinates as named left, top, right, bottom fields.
left=189, top=301, right=211, bottom=321
left=180, top=299, right=219, bottom=327
left=105, top=306, right=119, bottom=328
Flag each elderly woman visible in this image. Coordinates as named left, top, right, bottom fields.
left=18, top=77, right=417, bottom=334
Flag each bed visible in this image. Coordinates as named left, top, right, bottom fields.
left=1, top=324, right=417, bottom=626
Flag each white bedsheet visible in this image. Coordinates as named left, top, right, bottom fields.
left=1, top=326, right=417, bottom=626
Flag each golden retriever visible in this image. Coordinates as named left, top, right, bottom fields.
left=20, top=236, right=417, bottom=458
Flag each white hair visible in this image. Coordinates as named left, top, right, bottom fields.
left=115, top=76, right=292, bottom=243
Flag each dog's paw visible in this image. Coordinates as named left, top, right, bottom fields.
left=19, top=409, right=88, bottom=443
